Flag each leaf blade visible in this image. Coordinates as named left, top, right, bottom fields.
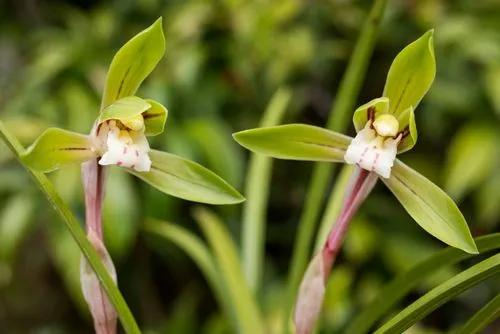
left=383, top=159, right=477, bottom=254
left=193, top=207, right=264, bottom=334
left=347, top=233, right=500, bottom=334
left=374, top=253, right=500, bottom=334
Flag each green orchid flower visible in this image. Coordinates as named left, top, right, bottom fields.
left=233, top=30, right=478, bottom=334
left=21, top=18, right=244, bottom=206
left=19, top=18, right=245, bottom=334
left=234, top=30, right=476, bottom=254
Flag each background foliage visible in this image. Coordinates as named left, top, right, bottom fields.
left=0, top=0, right=499, bottom=333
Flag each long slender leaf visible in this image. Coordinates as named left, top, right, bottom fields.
left=193, top=207, right=264, bottom=334
left=374, top=253, right=500, bottom=333
left=143, top=220, right=230, bottom=318
left=347, top=233, right=500, bottom=334
left=0, top=121, right=140, bottom=334
left=452, top=293, right=500, bottom=334
left=242, top=87, right=291, bottom=292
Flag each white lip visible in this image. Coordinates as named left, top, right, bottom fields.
left=97, top=120, right=151, bottom=172
left=344, top=122, right=401, bottom=178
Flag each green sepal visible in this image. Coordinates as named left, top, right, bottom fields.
left=233, top=124, right=351, bottom=162
left=383, top=160, right=478, bottom=254
left=396, top=107, right=417, bottom=153
left=21, top=128, right=96, bottom=173
left=383, top=30, right=436, bottom=115
left=143, top=99, right=167, bottom=136
left=101, top=18, right=165, bottom=108
left=352, top=97, right=389, bottom=132
left=98, top=96, right=167, bottom=136
left=128, top=150, right=245, bottom=205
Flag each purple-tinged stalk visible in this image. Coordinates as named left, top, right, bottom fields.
left=294, top=167, right=378, bottom=334
left=81, top=153, right=117, bottom=334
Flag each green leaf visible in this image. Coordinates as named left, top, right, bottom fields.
left=21, top=128, right=96, bottom=173
left=396, top=106, right=417, bottom=153
left=233, top=124, right=351, bottom=162
left=454, top=293, right=500, bottom=334
left=444, top=124, right=498, bottom=201
left=143, top=99, right=168, bottom=136
left=347, top=233, right=500, bottom=334
left=128, top=150, right=245, bottom=205
left=383, top=30, right=436, bottom=115
left=241, top=87, right=291, bottom=293
left=143, top=219, right=230, bottom=318
left=383, top=160, right=477, bottom=254
left=374, top=253, right=500, bottom=334
left=352, top=97, right=389, bottom=132
left=192, top=207, right=264, bottom=334
left=101, top=18, right=165, bottom=108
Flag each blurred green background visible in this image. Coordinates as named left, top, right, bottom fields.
left=0, top=0, right=499, bottom=333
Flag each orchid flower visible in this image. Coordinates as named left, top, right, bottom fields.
left=233, top=30, right=477, bottom=334
left=20, top=18, right=244, bottom=334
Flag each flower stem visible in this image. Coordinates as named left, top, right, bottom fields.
left=322, top=168, right=377, bottom=272
left=293, top=168, right=377, bottom=334
left=83, top=160, right=105, bottom=237
left=0, top=120, right=141, bottom=334
left=284, top=0, right=387, bottom=329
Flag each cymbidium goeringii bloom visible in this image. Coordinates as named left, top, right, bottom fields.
left=233, top=30, right=478, bottom=334
left=20, top=19, right=244, bottom=206
left=20, top=18, right=244, bottom=334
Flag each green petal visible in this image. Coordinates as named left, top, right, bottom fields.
left=382, top=160, right=477, bottom=254
left=352, top=97, right=389, bottom=132
left=233, top=124, right=351, bottom=162
left=143, top=99, right=168, bottom=136
left=396, top=106, right=418, bottom=153
left=21, top=128, right=96, bottom=173
left=99, top=96, right=151, bottom=123
left=128, top=150, right=245, bottom=205
left=101, top=18, right=165, bottom=108
left=383, top=30, right=436, bottom=115
left=99, top=96, right=167, bottom=136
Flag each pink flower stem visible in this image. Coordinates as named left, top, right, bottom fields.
left=82, top=159, right=105, bottom=238
left=321, top=167, right=378, bottom=278
left=81, top=158, right=117, bottom=334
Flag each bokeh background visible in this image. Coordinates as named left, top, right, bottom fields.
left=0, top=0, right=499, bottom=333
